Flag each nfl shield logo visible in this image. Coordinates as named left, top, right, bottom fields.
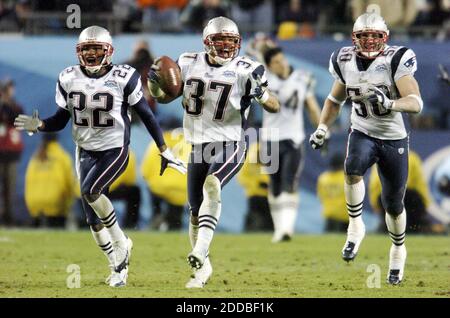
left=398, top=148, right=405, bottom=154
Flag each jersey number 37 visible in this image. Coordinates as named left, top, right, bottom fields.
left=183, top=78, right=233, bottom=121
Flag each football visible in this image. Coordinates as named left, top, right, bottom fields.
left=156, top=56, right=182, bottom=98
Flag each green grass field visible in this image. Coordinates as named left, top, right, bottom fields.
left=0, top=230, right=448, bottom=298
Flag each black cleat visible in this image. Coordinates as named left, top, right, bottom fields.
left=281, top=234, right=292, bottom=242
left=114, top=250, right=129, bottom=273
left=342, top=242, right=357, bottom=262
left=387, top=270, right=402, bottom=285
left=187, top=253, right=204, bottom=270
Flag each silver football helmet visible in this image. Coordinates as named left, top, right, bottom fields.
left=352, top=12, right=389, bottom=59
left=203, top=17, right=241, bottom=65
left=76, top=26, right=114, bottom=74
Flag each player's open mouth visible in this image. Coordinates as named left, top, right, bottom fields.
left=364, top=44, right=377, bottom=50
left=86, top=56, right=98, bottom=64
left=217, top=49, right=231, bottom=58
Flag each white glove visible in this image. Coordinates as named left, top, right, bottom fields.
left=147, top=57, right=165, bottom=98
left=365, top=85, right=394, bottom=110
left=250, top=73, right=269, bottom=104
left=14, top=109, right=42, bottom=135
left=160, top=148, right=187, bottom=175
left=309, top=124, right=329, bottom=150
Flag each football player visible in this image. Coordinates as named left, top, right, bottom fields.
left=309, top=12, right=423, bottom=285
left=261, top=47, right=321, bottom=243
left=14, top=26, right=186, bottom=287
left=148, top=17, right=280, bottom=288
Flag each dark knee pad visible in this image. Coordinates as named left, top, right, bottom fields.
left=384, top=204, right=404, bottom=216
left=81, top=197, right=101, bottom=226
left=345, top=155, right=366, bottom=176
left=381, top=189, right=405, bottom=216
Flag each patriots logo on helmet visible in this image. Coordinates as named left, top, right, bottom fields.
left=404, top=56, right=416, bottom=68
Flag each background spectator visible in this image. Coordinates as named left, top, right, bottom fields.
left=114, top=0, right=142, bottom=33
left=230, top=0, right=274, bottom=34
left=123, top=40, right=157, bottom=114
left=25, top=133, right=76, bottom=228
left=181, top=0, right=229, bottom=32
left=238, top=142, right=273, bottom=232
left=138, top=0, right=188, bottom=32
left=351, top=0, right=418, bottom=28
left=317, top=152, right=349, bottom=233
left=0, top=79, right=24, bottom=226
left=141, top=117, right=190, bottom=231
left=275, top=0, right=321, bottom=38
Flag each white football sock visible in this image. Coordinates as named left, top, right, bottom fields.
left=189, top=217, right=199, bottom=249
left=269, top=193, right=283, bottom=236
left=344, top=179, right=366, bottom=238
left=88, top=194, right=126, bottom=244
left=388, top=244, right=407, bottom=275
left=385, top=209, right=406, bottom=246
left=91, top=227, right=115, bottom=266
left=194, top=175, right=221, bottom=258
left=280, top=192, right=299, bottom=236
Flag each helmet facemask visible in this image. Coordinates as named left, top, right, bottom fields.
left=204, top=33, right=241, bottom=65
left=352, top=30, right=388, bottom=59
left=76, top=42, right=114, bottom=74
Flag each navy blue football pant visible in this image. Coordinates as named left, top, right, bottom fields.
left=345, top=129, right=409, bottom=216
left=77, top=146, right=129, bottom=225
left=188, top=141, right=247, bottom=217
left=263, top=139, right=304, bottom=197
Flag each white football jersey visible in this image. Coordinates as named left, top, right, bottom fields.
left=262, top=68, right=315, bottom=145
left=55, top=64, right=143, bottom=151
left=178, top=52, right=267, bottom=144
left=329, top=45, right=418, bottom=140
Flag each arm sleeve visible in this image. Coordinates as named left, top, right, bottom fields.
left=40, top=107, right=71, bottom=132
left=125, top=70, right=144, bottom=106
left=328, top=49, right=346, bottom=84
left=392, top=48, right=417, bottom=82
left=133, top=96, right=165, bottom=148
left=55, top=79, right=68, bottom=110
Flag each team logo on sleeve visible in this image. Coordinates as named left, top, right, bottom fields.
left=403, top=56, right=416, bottom=68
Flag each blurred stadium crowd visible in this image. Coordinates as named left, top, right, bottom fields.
left=0, top=0, right=449, bottom=38
left=0, top=1, right=449, bottom=235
